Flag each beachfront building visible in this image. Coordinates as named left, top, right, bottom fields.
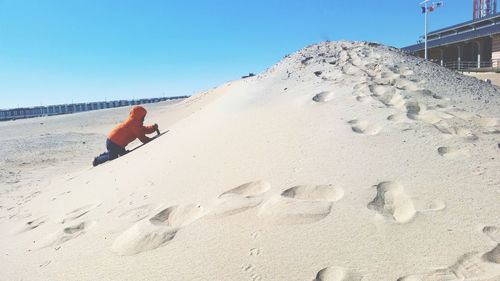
left=403, top=11, right=500, bottom=71
left=0, top=96, right=188, bottom=121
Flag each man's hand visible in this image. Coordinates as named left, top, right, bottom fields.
left=153, top=123, right=160, bottom=135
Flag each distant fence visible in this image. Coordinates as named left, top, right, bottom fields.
left=0, top=96, right=189, bottom=121
left=443, top=61, right=496, bottom=71
left=432, top=59, right=500, bottom=72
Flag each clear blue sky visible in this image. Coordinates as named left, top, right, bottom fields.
left=0, top=0, right=472, bottom=109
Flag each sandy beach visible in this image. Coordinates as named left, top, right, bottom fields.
left=0, top=41, right=499, bottom=281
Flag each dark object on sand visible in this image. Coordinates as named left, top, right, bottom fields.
left=242, top=73, right=255, bottom=79
left=128, top=130, right=169, bottom=153
left=301, top=56, right=313, bottom=65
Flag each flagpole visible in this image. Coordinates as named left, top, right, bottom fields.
left=420, top=0, right=430, bottom=60
left=425, top=0, right=428, bottom=59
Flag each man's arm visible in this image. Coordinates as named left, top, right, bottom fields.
left=137, top=134, right=153, bottom=144
left=131, top=124, right=154, bottom=144
left=143, top=123, right=158, bottom=134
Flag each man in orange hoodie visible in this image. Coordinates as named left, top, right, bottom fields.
left=93, top=106, right=158, bottom=166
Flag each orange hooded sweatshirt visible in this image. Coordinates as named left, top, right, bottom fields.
left=107, top=106, right=156, bottom=148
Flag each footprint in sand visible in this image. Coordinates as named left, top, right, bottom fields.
left=368, top=85, right=405, bottom=109
left=399, top=228, right=500, bottom=281
left=314, top=266, right=363, bottom=281
left=387, top=113, right=407, bottom=123
left=348, top=120, right=382, bottom=136
left=13, top=216, right=47, bottom=234
left=372, top=77, right=395, bottom=86
left=355, top=95, right=371, bottom=103
left=368, top=182, right=416, bottom=223
left=249, top=247, right=262, bottom=257
left=405, top=101, right=453, bottom=125
left=483, top=244, right=500, bottom=263
left=437, top=147, right=469, bottom=159
left=405, top=101, right=422, bottom=119
left=258, top=184, right=344, bottom=225
left=61, top=204, right=99, bottom=224
left=484, top=226, right=500, bottom=243
left=342, top=64, right=363, bottom=76
left=112, top=204, right=204, bottom=255
left=397, top=268, right=460, bottom=281
left=380, top=93, right=405, bottom=109
left=369, top=84, right=394, bottom=97
left=394, top=79, right=420, bottom=91
left=313, top=91, right=335, bottom=103
left=210, top=181, right=271, bottom=217
left=241, top=264, right=262, bottom=281
left=367, top=182, right=445, bottom=223
left=450, top=248, right=500, bottom=280
left=399, top=244, right=500, bottom=281
left=40, top=221, right=93, bottom=248
left=433, top=121, right=479, bottom=142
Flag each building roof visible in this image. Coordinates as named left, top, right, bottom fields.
left=428, top=13, right=500, bottom=36
left=403, top=15, right=500, bottom=52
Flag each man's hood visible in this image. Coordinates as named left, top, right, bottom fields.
left=129, top=106, right=147, bottom=121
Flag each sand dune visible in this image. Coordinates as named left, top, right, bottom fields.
left=1, top=41, right=499, bottom=280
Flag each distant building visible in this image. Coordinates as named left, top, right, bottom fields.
left=403, top=11, right=500, bottom=71
left=0, top=96, right=189, bottom=121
